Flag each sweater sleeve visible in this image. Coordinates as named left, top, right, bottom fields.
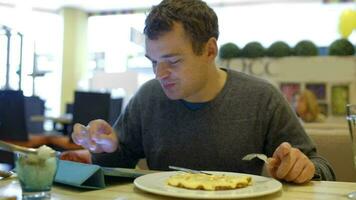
left=91, top=95, right=145, bottom=168
left=262, top=86, right=335, bottom=181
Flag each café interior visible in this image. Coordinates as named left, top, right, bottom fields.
left=0, top=0, right=356, bottom=199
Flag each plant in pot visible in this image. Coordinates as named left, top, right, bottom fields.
left=328, top=38, right=355, bottom=56
left=293, top=40, right=319, bottom=56
left=219, top=42, right=241, bottom=68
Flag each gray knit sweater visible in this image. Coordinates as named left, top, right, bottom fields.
left=92, top=69, right=335, bottom=181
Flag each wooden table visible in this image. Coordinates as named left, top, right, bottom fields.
left=1, top=177, right=356, bottom=200
left=31, top=115, right=72, bottom=125
left=31, top=114, right=72, bottom=135
left=303, top=122, right=348, bottom=130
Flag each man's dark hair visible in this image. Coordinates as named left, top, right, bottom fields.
left=144, top=0, right=219, bottom=55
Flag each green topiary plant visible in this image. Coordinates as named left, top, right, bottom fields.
left=328, top=38, right=355, bottom=56
left=241, top=42, right=265, bottom=58
left=219, top=43, right=241, bottom=59
left=266, top=41, right=292, bottom=58
left=294, top=40, right=319, bottom=56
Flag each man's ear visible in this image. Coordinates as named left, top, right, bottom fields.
left=205, top=37, right=218, bottom=60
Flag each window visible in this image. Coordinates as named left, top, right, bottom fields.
left=214, top=2, right=356, bottom=47
left=87, top=2, right=356, bottom=88
left=0, top=5, right=63, bottom=116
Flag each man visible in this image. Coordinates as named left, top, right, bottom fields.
left=71, top=0, right=335, bottom=183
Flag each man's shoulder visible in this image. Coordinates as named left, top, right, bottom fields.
left=135, top=79, right=164, bottom=98
left=224, top=69, right=288, bottom=115
left=227, top=69, right=277, bottom=94
left=127, top=79, right=165, bottom=110
left=140, top=79, right=161, bottom=90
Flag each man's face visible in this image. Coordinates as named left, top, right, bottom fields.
left=145, top=23, right=210, bottom=101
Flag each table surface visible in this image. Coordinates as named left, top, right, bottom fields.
left=30, top=114, right=72, bottom=124
left=1, top=177, right=356, bottom=200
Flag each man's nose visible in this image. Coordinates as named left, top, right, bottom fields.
left=155, top=62, right=170, bottom=80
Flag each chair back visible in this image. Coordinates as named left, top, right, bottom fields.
left=0, top=90, right=28, bottom=140
left=68, top=91, right=111, bottom=137
left=108, top=98, right=123, bottom=125
left=24, top=96, right=45, bottom=134
left=65, top=103, right=74, bottom=114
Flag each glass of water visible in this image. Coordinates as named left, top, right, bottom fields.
left=347, top=104, right=356, bottom=169
left=15, top=146, right=58, bottom=200
left=346, top=104, right=356, bottom=200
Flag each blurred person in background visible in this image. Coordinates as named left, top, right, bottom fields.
left=295, top=89, right=326, bottom=123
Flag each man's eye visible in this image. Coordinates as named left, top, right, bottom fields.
left=170, top=59, right=181, bottom=64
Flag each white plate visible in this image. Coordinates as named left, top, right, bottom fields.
left=134, top=171, right=282, bottom=199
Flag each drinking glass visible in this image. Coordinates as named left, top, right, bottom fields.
left=15, top=152, right=58, bottom=200
left=346, top=104, right=356, bottom=199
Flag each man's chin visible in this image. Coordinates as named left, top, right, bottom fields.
left=164, top=91, right=181, bottom=100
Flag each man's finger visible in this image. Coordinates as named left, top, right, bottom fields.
left=267, top=157, right=279, bottom=168
left=92, top=133, right=115, bottom=144
left=276, top=148, right=298, bottom=179
left=267, top=157, right=280, bottom=178
left=86, top=119, right=117, bottom=153
left=87, top=120, right=111, bottom=140
left=80, top=136, right=97, bottom=151
left=72, top=123, right=89, bottom=145
left=284, top=155, right=305, bottom=182
left=294, top=163, right=315, bottom=184
left=88, top=119, right=111, bottom=133
left=89, top=145, right=104, bottom=153
left=92, top=133, right=118, bottom=153
left=74, top=123, right=101, bottom=152
left=273, top=142, right=292, bottom=159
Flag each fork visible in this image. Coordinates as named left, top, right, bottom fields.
left=242, top=153, right=269, bottom=164
left=168, top=166, right=212, bottom=175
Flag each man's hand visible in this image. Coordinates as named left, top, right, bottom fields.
left=60, top=149, right=92, bottom=164
left=267, top=142, right=315, bottom=184
left=71, top=119, right=118, bottom=153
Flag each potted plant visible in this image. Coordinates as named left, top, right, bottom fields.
left=328, top=38, right=355, bottom=56
left=241, top=41, right=265, bottom=58
left=219, top=42, right=241, bottom=68
left=294, top=40, right=319, bottom=56
left=266, top=41, right=292, bottom=58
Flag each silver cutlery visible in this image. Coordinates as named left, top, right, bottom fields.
left=168, top=166, right=212, bottom=175
left=348, top=191, right=356, bottom=199
left=0, top=140, right=37, bottom=155
left=0, top=140, right=58, bottom=156
left=0, top=170, right=13, bottom=179
left=242, top=153, right=268, bottom=164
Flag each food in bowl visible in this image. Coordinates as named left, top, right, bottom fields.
left=15, top=145, right=58, bottom=192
